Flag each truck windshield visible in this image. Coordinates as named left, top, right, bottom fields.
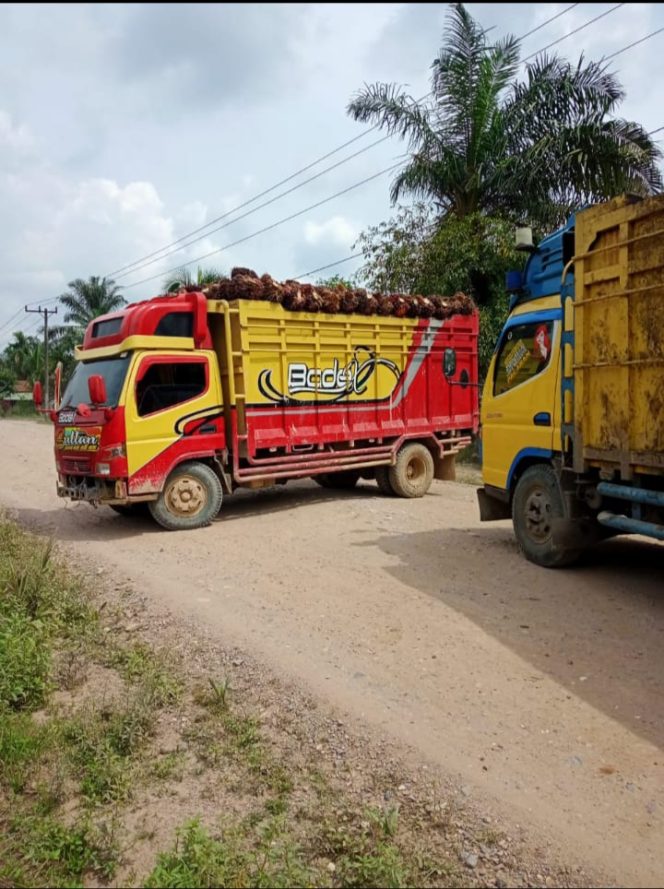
left=60, top=355, right=131, bottom=408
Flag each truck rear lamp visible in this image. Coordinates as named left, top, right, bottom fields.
left=100, top=444, right=126, bottom=459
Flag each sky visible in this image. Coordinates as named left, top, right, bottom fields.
left=1, top=2, right=663, bottom=347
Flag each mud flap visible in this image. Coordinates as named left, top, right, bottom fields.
left=434, top=454, right=456, bottom=481
left=477, top=487, right=511, bottom=521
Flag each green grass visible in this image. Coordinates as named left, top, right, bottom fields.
left=109, top=641, right=183, bottom=707
left=0, top=518, right=162, bottom=883
left=144, top=818, right=315, bottom=889
left=0, top=515, right=467, bottom=889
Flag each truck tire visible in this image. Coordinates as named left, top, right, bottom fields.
left=512, top=464, right=581, bottom=568
left=148, top=462, right=223, bottom=531
left=314, top=470, right=361, bottom=490
left=388, top=443, right=434, bottom=498
left=109, top=503, right=149, bottom=517
left=375, top=466, right=395, bottom=496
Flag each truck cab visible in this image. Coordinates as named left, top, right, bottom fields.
left=52, top=290, right=226, bottom=522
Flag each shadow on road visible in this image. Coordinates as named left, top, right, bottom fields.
left=359, top=524, right=664, bottom=750
left=8, top=480, right=388, bottom=541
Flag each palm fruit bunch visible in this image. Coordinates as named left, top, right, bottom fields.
left=198, top=268, right=475, bottom=319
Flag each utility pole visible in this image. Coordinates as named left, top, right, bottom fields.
left=25, top=305, right=58, bottom=408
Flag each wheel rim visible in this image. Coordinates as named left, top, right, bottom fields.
left=406, top=454, right=427, bottom=483
left=165, top=475, right=207, bottom=518
left=524, top=485, right=553, bottom=543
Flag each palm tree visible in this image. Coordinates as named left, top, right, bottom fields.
left=3, top=331, right=42, bottom=382
left=58, top=276, right=126, bottom=328
left=347, top=3, right=661, bottom=230
left=163, top=266, right=225, bottom=294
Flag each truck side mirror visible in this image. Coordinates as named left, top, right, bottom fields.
left=88, top=374, right=107, bottom=405
left=33, top=380, right=43, bottom=407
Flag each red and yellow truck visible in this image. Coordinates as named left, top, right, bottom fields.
left=40, top=290, right=479, bottom=529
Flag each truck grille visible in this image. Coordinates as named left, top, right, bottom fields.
left=61, top=455, right=93, bottom=473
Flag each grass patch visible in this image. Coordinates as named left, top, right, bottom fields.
left=0, top=518, right=172, bottom=883
left=109, top=641, right=183, bottom=707
left=0, top=515, right=477, bottom=888
left=144, top=817, right=314, bottom=889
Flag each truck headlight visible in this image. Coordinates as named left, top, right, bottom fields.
left=97, top=463, right=111, bottom=476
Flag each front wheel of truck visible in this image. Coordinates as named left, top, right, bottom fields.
left=149, top=462, right=223, bottom=531
left=512, top=464, right=581, bottom=568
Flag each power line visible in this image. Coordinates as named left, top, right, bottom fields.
left=113, top=133, right=394, bottom=281
left=294, top=252, right=364, bottom=280
left=106, top=28, right=508, bottom=279
left=0, top=305, right=28, bottom=336
left=110, top=7, right=597, bottom=285
left=522, top=3, right=625, bottom=62
left=603, top=25, right=664, bottom=61
left=120, top=16, right=662, bottom=292
left=518, top=3, right=580, bottom=43
left=106, top=133, right=388, bottom=279
left=123, top=162, right=402, bottom=290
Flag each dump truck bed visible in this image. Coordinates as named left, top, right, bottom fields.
left=571, top=195, right=664, bottom=478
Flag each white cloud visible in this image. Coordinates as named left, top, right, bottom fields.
left=304, top=215, right=358, bottom=247
left=0, top=110, right=34, bottom=153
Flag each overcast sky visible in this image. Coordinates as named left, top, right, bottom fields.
left=1, top=2, right=663, bottom=346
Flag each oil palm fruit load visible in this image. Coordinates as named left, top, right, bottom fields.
left=194, top=267, right=475, bottom=320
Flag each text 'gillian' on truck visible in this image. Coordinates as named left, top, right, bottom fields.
left=478, top=194, right=664, bottom=567
left=36, top=284, right=479, bottom=530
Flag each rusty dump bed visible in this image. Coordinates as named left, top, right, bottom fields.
left=571, top=194, right=664, bottom=477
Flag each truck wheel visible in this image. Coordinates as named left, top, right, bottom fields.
left=388, top=443, right=434, bottom=498
left=110, top=503, right=149, bottom=517
left=314, top=470, right=361, bottom=490
left=375, top=467, right=395, bottom=496
left=512, top=464, right=581, bottom=568
left=148, top=462, right=222, bottom=531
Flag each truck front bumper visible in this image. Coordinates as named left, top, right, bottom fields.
left=57, top=476, right=129, bottom=504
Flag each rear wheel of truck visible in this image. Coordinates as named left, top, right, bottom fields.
left=388, top=443, right=434, bottom=498
left=148, top=462, right=223, bottom=531
left=512, top=464, right=581, bottom=568
left=314, top=470, right=361, bottom=490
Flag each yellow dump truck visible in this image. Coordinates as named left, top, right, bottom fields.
left=477, top=194, right=664, bottom=566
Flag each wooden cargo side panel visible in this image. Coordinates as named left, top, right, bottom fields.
left=574, top=195, right=664, bottom=476
left=224, top=301, right=477, bottom=454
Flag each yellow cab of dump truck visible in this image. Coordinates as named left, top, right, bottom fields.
left=478, top=194, right=664, bottom=567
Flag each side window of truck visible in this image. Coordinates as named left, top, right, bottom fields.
left=136, top=361, right=207, bottom=416
left=493, top=321, right=554, bottom=397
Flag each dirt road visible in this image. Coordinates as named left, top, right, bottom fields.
left=2, top=420, right=663, bottom=886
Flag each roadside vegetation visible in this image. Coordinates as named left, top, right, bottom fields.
left=0, top=516, right=478, bottom=887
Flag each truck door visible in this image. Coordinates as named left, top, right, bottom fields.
left=124, top=352, right=223, bottom=494
left=481, top=314, right=561, bottom=492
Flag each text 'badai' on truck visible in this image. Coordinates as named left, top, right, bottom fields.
left=36, top=275, right=480, bottom=530
left=478, top=194, right=664, bottom=567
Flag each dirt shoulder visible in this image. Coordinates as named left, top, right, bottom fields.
left=2, top=419, right=663, bottom=886
left=1, top=517, right=598, bottom=887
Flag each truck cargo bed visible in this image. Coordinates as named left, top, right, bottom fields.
left=570, top=195, right=664, bottom=477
